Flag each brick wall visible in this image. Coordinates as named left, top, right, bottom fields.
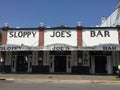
left=77, top=26, right=82, bottom=46
left=2, top=26, right=8, bottom=45
left=39, top=27, right=44, bottom=46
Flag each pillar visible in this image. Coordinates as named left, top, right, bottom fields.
left=77, top=26, right=82, bottom=46
left=39, top=26, right=44, bottom=46
left=2, top=24, right=9, bottom=45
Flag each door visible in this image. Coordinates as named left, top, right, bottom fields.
left=95, top=56, right=107, bottom=73
left=11, top=55, right=17, bottom=72
left=28, top=55, right=32, bottom=72
left=16, top=56, right=28, bottom=72
left=54, top=56, right=66, bottom=72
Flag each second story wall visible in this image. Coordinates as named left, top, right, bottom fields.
left=44, top=29, right=77, bottom=46
left=82, top=28, right=119, bottom=46
left=7, top=29, right=39, bottom=46
left=1, top=26, right=120, bottom=48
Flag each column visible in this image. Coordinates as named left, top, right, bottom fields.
left=2, top=24, right=9, bottom=45
left=107, top=56, right=113, bottom=74
left=77, top=26, right=82, bottom=46
left=39, top=25, right=44, bottom=46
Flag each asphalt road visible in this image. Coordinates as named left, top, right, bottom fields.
left=0, top=80, right=120, bottom=90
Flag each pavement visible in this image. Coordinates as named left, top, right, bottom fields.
left=0, top=73, right=120, bottom=83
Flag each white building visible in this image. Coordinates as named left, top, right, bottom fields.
left=100, top=1, right=120, bottom=27
left=0, top=2, right=120, bottom=75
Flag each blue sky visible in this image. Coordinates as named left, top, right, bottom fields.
left=0, top=0, right=119, bottom=28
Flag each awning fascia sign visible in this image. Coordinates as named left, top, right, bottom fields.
left=0, top=44, right=120, bottom=51
left=0, top=45, right=43, bottom=51
left=44, top=43, right=77, bottom=51
left=78, top=44, right=120, bottom=51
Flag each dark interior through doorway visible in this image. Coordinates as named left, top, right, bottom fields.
left=54, top=56, right=66, bottom=72
left=95, top=56, right=107, bottom=73
left=16, top=55, right=28, bottom=72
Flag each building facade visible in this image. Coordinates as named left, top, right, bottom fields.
left=0, top=24, right=120, bottom=74
left=100, top=1, right=120, bottom=27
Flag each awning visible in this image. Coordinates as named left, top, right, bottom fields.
left=83, top=44, right=120, bottom=51
left=0, top=44, right=43, bottom=51
left=42, top=43, right=120, bottom=51
left=0, top=44, right=120, bottom=51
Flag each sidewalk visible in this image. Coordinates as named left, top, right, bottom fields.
left=0, top=74, right=120, bottom=83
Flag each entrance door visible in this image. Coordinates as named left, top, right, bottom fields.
left=54, top=56, right=66, bottom=72
left=95, top=56, right=107, bottom=73
left=16, top=56, right=28, bottom=72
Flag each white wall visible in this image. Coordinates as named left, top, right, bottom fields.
left=82, top=29, right=119, bottom=46
left=44, top=29, right=77, bottom=46
left=100, top=9, right=119, bottom=27
left=7, top=30, right=39, bottom=46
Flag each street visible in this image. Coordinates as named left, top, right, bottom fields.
left=0, top=80, right=120, bottom=90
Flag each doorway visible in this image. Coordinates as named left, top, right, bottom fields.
left=54, top=56, right=66, bottom=72
left=95, top=56, right=107, bottom=73
left=16, top=56, right=28, bottom=72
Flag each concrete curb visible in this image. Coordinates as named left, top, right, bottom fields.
left=1, top=77, right=120, bottom=83
left=1, top=74, right=120, bottom=83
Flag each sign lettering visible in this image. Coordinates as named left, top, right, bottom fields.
left=9, top=31, right=37, bottom=38
left=90, top=31, right=110, bottom=37
left=50, top=31, right=71, bottom=37
left=51, top=46, right=70, bottom=51
left=103, top=46, right=116, bottom=51
left=0, top=46, right=22, bottom=51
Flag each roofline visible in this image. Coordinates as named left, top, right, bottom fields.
left=0, top=26, right=119, bottom=30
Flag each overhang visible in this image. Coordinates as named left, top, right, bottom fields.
left=0, top=44, right=119, bottom=51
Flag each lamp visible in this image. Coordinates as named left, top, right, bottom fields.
left=0, top=57, right=4, bottom=72
left=0, top=57, right=4, bottom=63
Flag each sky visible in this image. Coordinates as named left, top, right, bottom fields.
left=0, top=0, right=119, bottom=28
